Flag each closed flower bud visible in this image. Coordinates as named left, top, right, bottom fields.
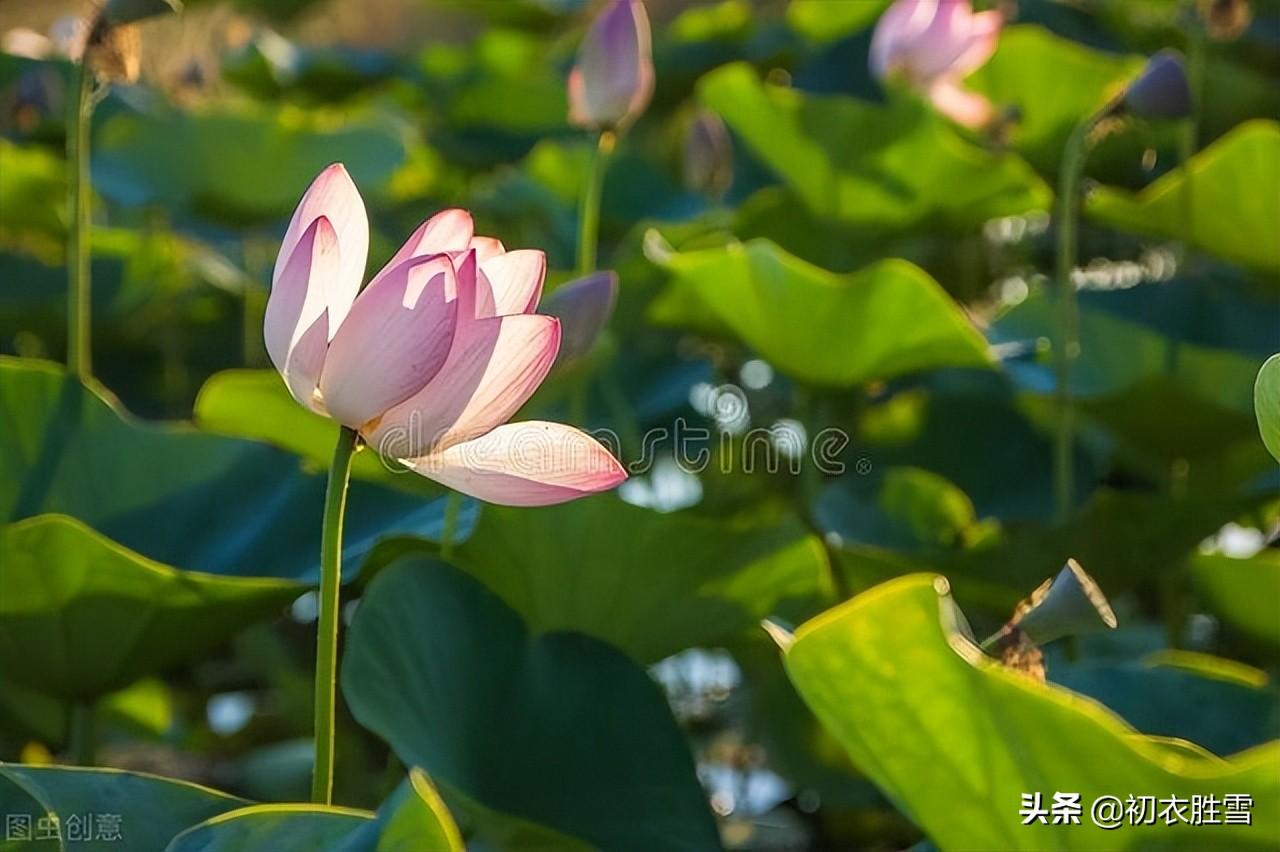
left=541, top=271, right=618, bottom=365
left=683, top=109, right=733, bottom=199
left=1124, top=50, right=1193, bottom=121
left=869, top=0, right=1003, bottom=129
left=1198, top=0, right=1252, bottom=41
left=568, top=0, right=654, bottom=132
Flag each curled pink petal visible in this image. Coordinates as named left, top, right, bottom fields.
left=367, top=208, right=474, bottom=293
left=480, top=250, right=546, bottom=316
left=928, top=78, right=995, bottom=129
left=318, top=255, right=460, bottom=428
left=273, top=164, right=368, bottom=337
left=468, top=236, right=506, bottom=263
left=367, top=314, right=561, bottom=459
left=453, top=249, right=496, bottom=321
left=869, top=0, right=929, bottom=79
left=405, top=421, right=627, bottom=506
left=264, top=216, right=340, bottom=411
left=950, top=9, right=1002, bottom=77
left=568, top=0, right=654, bottom=131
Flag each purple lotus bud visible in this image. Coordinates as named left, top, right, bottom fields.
left=568, top=0, right=654, bottom=132
left=1124, top=50, right=1193, bottom=121
left=542, top=271, right=618, bottom=364
left=683, top=109, right=733, bottom=199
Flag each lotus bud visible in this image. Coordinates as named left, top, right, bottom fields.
left=1124, top=50, right=1193, bottom=121
left=683, top=109, right=733, bottom=199
left=1198, top=0, right=1252, bottom=41
left=1001, top=559, right=1118, bottom=648
left=102, top=0, right=181, bottom=26
left=541, top=271, right=618, bottom=366
left=869, top=0, right=1003, bottom=129
left=568, top=0, right=654, bottom=133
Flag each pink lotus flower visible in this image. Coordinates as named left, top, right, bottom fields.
left=568, top=0, right=654, bottom=132
left=869, top=0, right=1002, bottom=129
left=265, top=164, right=628, bottom=506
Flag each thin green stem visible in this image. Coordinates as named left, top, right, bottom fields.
left=68, top=703, right=94, bottom=765
left=1052, top=120, right=1094, bottom=525
left=576, top=131, right=615, bottom=276
left=66, top=62, right=95, bottom=378
left=439, top=490, right=462, bottom=561
left=311, top=426, right=359, bottom=805
left=1178, top=21, right=1206, bottom=262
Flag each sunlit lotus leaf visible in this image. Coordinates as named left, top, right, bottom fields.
left=698, top=62, right=1050, bottom=232
left=0, top=515, right=300, bottom=700
left=1087, top=121, right=1280, bottom=275
left=780, top=573, right=1280, bottom=850
left=654, top=238, right=991, bottom=387
left=0, top=764, right=244, bottom=852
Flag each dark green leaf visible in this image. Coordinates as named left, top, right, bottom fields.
left=341, top=557, right=720, bottom=852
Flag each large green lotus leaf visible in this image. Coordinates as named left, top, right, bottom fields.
left=655, top=239, right=991, bottom=387
left=1256, top=354, right=1280, bottom=463
left=92, top=108, right=406, bottom=223
left=1051, top=655, right=1279, bottom=758
left=780, top=573, right=1280, bottom=851
left=192, top=369, right=433, bottom=495
left=165, top=805, right=375, bottom=852
left=966, top=26, right=1142, bottom=175
left=341, top=557, right=720, bottom=852
left=1087, top=121, right=1280, bottom=275
left=451, top=495, right=832, bottom=663
left=0, top=357, right=460, bottom=582
left=824, top=476, right=1260, bottom=611
left=1192, top=550, right=1280, bottom=648
left=995, top=279, right=1279, bottom=478
left=0, top=515, right=300, bottom=700
left=786, top=0, right=888, bottom=43
left=166, top=770, right=465, bottom=852
left=698, top=63, right=1050, bottom=232
left=0, top=764, right=245, bottom=852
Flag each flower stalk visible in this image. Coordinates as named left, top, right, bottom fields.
left=68, top=702, right=95, bottom=765
left=1052, top=115, right=1102, bottom=524
left=577, top=131, right=615, bottom=276
left=66, top=61, right=95, bottom=378
left=311, top=425, right=359, bottom=805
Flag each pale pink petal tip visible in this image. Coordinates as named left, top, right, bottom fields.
left=406, top=421, right=627, bottom=507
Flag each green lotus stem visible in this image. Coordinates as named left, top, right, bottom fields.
left=68, top=702, right=94, bottom=765
left=311, top=426, right=358, bottom=805
left=66, top=62, right=95, bottom=379
left=576, top=131, right=616, bottom=276
left=439, top=490, right=462, bottom=560
left=1179, top=22, right=1205, bottom=252
left=1052, top=119, right=1096, bottom=524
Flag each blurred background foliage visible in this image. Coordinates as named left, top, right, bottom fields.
left=0, top=0, right=1278, bottom=849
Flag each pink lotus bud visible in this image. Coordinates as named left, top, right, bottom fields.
left=683, top=109, right=733, bottom=199
left=568, top=0, right=654, bottom=132
left=265, top=165, right=627, bottom=506
left=869, top=0, right=1002, bottom=129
